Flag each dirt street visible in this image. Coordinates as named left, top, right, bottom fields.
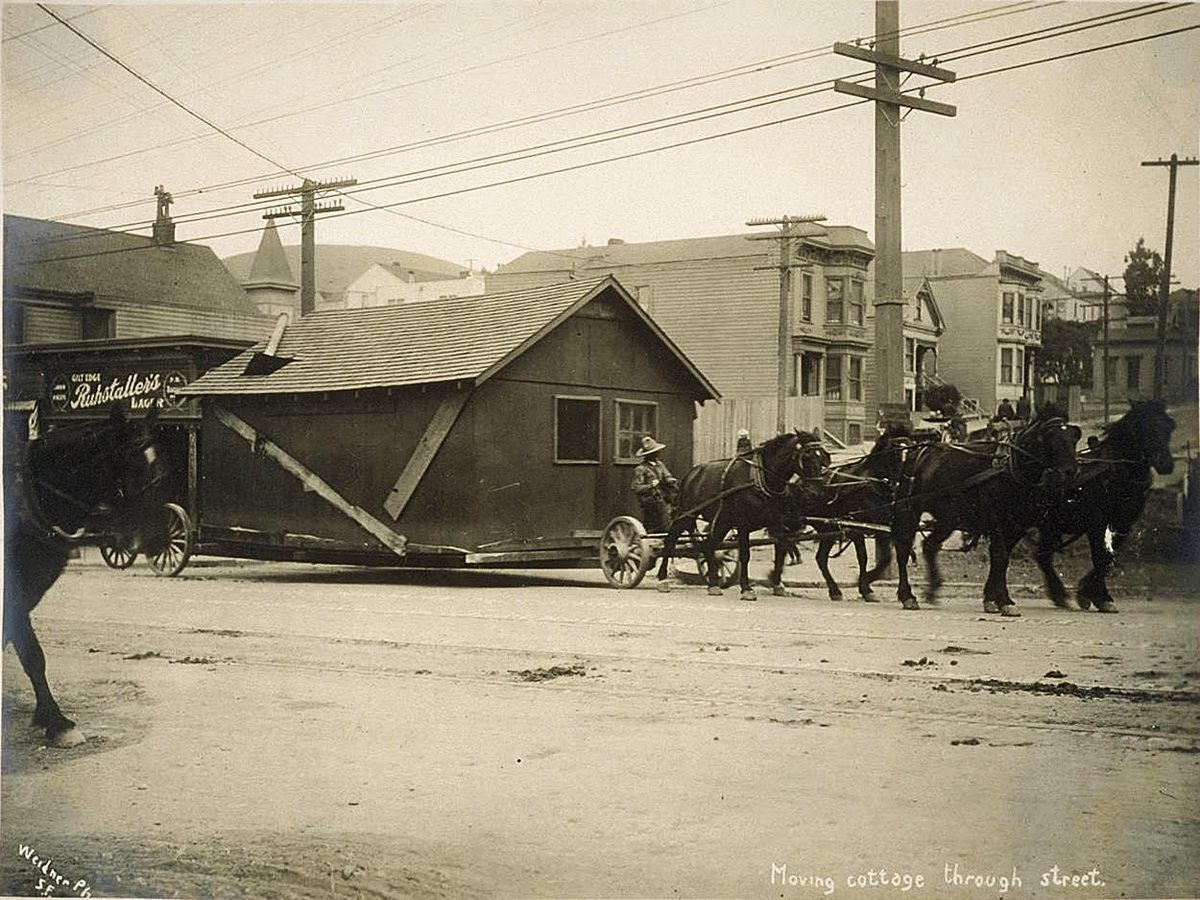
left=2, top=548, right=1198, bottom=899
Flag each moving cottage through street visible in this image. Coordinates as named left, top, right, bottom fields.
left=2, top=551, right=1198, bottom=898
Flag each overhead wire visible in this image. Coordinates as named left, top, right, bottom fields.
left=8, top=0, right=1046, bottom=200
left=15, top=7, right=1199, bottom=263
left=27, top=1, right=1187, bottom=244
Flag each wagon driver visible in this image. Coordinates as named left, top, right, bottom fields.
left=631, top=435, right=678, bottom=533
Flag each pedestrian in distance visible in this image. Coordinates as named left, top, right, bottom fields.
left=735, top=428, right=753, bottom=455
left=1015, top=394, right=1032, bottom=422
left=631, top=436, right=678, bottom=534
left=995, top=398, right=1016, bottom=421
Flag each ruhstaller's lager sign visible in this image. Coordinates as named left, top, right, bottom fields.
left=49, top=368, right=190, bottom=415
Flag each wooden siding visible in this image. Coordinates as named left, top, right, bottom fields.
left=112, top=301, right=273, bottom=342
left=196, top=291, right=703, bottom=551
left=693, top=396, right=821, bottom=461
left=23, top=306, right=79, bottom=343
left=925, top=277, right=1002, bottom=414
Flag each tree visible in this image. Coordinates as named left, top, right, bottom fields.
left=1037, top=318, right=1098, bottom=387
left=1123, top=237, right=1164, bottom=317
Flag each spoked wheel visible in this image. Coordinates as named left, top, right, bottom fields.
left=146, top=503, right=194, bottom=577
left=696, top=549, right=739, bottom=589
left=99, top=541, right=137, bottom=570
left=600, top=516, right=653, bottom=589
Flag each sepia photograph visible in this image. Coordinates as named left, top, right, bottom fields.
left=2, top=1, right=1198, bottom=897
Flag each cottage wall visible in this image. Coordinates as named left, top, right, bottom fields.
left=197, top=291, right=702, bottom=551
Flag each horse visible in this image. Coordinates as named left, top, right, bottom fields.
left=655, top=430, right=830, bottom=601
left=3, top=403, right=166, bottom=746
left=890, top=405, right=1082, bottom=616
left=1032, top=399, right=1176, bottom=613
left=812, top=423, right=915, bottom=602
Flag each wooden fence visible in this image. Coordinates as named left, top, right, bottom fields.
left=693, top=396, right=823, bottom=464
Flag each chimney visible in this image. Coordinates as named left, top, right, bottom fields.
left=152, top=185, right=175, bottom=246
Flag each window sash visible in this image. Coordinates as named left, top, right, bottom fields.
left=614, top=399, right=657, bottom=463
left=1000, top=348, right=1014, bottom=384
left=825, top=355, right=843, bottom=400
left=826, top=277, right=844, bottom=323
left=848, top=357, right=863, bottom=400
left=1002, top=292, right=1014, bottom=324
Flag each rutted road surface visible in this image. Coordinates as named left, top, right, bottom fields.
left=2, top=553, right=1198, bottom=899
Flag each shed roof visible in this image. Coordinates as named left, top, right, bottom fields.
left=182, top=276, right=719, bottom=398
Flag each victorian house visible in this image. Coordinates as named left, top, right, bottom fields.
left=902, top=248, right=1043, bottom=419
left=487, top=226, right=876, bottom=455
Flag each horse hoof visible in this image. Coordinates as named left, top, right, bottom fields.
left=772, top=585, right=788, bottom=597
left=707, top=586, right=724, bottom=597
left=999, top=605, right=1022, bottom=618
left=983, top=600, right=1000, bottom=614
left=829, top=594, right=843, bottom=602
left=862, top=594, right=881, bottom=604
left=900, top=598, right=920, bottom=611
left=656, top=580, right=672, bottom=593
left=1050, top=595, right=1073, bottom=609
left=1077, top=596, right=1093, bottom=611
left=740, top=590, right=757, bottom=602
left=1096, top=601, right=1119, bottom=614
left=49, top=727, right=86, bottom=749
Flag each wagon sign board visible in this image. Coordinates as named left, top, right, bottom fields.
left=48, top=366, right=192, bottom=416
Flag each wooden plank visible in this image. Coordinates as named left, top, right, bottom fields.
left=464, top=548, right=598, bottom=564
left=384, top=388, right=471, bottom=520
left=833, top=80, right=956, bottom=117
left=211, top=404, right=408, bottom=558
left=832, top=43, right=956, bottom=81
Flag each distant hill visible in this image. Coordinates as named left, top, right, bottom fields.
left=222, top=244, right=467, bottom=301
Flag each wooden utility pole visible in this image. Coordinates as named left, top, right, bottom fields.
left=1141, top=154, right=1198, bottom=400
left=1102, top=275, right=1111, bottom=422
left=747, top=214, right=827, bottom=434
left=834, top=2, right=956, bottom=427
left=254, top=177, right=357, bottom=316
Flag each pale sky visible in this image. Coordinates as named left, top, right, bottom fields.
left=3, top=1, right=1198, bottom=286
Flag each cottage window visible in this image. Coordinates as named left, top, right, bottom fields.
left=825, top=355, right=843, bottom=401
left=554, top=396, right=601, bottom=464
left=848, top=356, right=863, bottom=401
left=826, top=277, right=844, bottom=324
left=1126, top=357, right=1140, bottom=390
left=1000, top=347, right=1014, bottom=384
left=1002, top=292, right=1014, bottom=324
left=848, top=279, right=865, bottom=325
left=615, top=400, right=658, bottom=463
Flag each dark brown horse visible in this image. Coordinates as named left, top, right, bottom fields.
left=812, top=423, right=914, bottom=601
left=890, top=406, right=1082, bottom=616
left=655, top=430, right=829, bottom=600
left=4, top=404, right=165, bottom=746
left=1033, top=399, right=1175, bottom=613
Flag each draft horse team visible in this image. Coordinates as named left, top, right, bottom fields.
left=648, top=399, right=1176, bottom=618
left=0, top=397, right=1178, bottom=748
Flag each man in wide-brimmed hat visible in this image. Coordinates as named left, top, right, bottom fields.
left=631, top=435, right=677, bottom=533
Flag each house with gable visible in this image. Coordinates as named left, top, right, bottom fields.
left=488, top=227, right=877, bottom=454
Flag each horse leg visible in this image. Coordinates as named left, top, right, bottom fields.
left=853, top=535, right=876, bottom=601
left=863, top=536, right=892, bottom=589
left=920, top=521, right=954, bottom=605
left=738, top=528, right=756, bottom=601
left=769, top=538, right=791, bottom=597
left=1078, top=525, right=1118, bottom=613
left=815, top=538, right=842, bottom=601
left=1034, top=529, right=1072, bottom=608
left=5, top=611, right=84, bottom=747
left=982, top=529, right=1022, bottom=617
left=655, top=516, right=689, bottom=592
left=702, top=521, right=733, bottom=597
left=891, top=515, right=920, bottom=610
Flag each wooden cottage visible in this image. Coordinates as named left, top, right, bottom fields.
left=181, top=277, right=718, bottom=567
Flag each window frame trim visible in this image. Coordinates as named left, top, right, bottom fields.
left=552, top=394, right=602, bottom=465
left=613, top=397, right=659, bottom=465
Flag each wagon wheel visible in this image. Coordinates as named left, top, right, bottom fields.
left=146, top=503, right=194, bottom=578
left=99, top=540, right=137, bottom=570
left=600, top=516, right=653, bottom=589
left=695, top=549, right=739, bottom=590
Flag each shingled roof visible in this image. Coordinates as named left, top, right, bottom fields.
left=182, top=276, right=718, bottom=398
left=3, top=214, right=260, bottom=315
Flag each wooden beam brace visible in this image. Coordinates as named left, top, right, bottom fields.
left=212, top=404, right=407, bottom=558
left=384, top=388, right=472, bottom=520
left=832, top=43, right=956, bottom=81
left=834, top=80, right=956, bottom=117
